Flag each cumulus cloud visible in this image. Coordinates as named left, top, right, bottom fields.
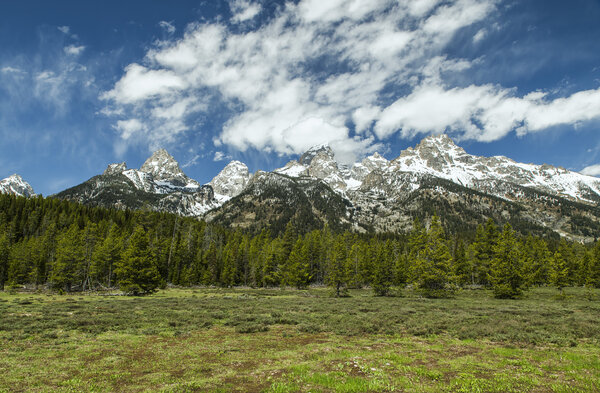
left=101, top=0, right=600, bottom=160
left=581, top=165, right=600, bottom=177
left=374, top=82, right=600, bottom=142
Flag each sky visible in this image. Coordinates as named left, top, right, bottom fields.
left=1, top=0, right=600, bottom=196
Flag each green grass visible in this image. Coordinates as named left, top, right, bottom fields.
left=0, top=287, right=599, bottom=392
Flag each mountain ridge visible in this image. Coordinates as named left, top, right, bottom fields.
left=30, top=135, right=600, bottom=240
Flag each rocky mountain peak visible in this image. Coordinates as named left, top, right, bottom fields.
left=210, top=160, right=251, bottom=198
left=299, top=143, right=334, bottom=166
left=0, top=174, right=36, bottom=197
left=104, top=162, right=127, bottom=176
left=140, top=149, right=188, bottom=184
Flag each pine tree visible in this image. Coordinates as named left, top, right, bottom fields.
left=50, top=223, right=85, bottom=292
left=469, top=219, right=498, bottom=286
left=523, top=236, right=551, bottom=286
left=588, top=241, right=600, bottom=288
left=0, top=232, right=9, bottom=290
left=371, top=240, right=394, bottom=296
left=412, top=215, right=454, bottom=298
left=550, top=251, right=569, bottom=294
left=453, top=238, right=470, bottom=286
left=326, top=236, right=349, bottom=297
left=91, top=224, right=122, bottom=288
left=282, top=238, right=311, bottom=289
left=489, top=223, right=525, bottom=299
left=221, top=242, right=237, bottom=287
left=115, top=226, right=161, bottom=295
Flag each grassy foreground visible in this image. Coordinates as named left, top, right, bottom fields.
left=0, top=287, right=599, bottom=392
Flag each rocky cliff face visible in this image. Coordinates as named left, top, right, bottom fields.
left=209, top=160, right=251, bottom=200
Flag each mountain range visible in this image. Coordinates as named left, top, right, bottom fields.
left=3, top=135, right=600, bottom=241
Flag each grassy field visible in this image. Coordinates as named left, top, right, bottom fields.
left=1, top=287, right=599, bottom=392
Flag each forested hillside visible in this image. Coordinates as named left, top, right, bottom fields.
left=1, top=194, right=599, bottom=296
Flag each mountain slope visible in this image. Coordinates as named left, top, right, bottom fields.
left=204, top=171, right=353, bottom=235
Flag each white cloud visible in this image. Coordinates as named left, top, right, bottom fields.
left=353, top=106, right=381, bottom=134
left=102, top=0, right=600, bottom=161
left=115, top=119, right=145, bottom=139
left=213, top=151, right=232, bottom=161
left=57, top=26, right=70, bottom=34
left=229, top=0, right=261, bottom=23
left=159, top=21, right=176, bottom=34
left=1, top=66, right=25, bottom=74
left=374, top=82, right=600, bottom=142
left=473, top=28, right=486, bottom=43
left=101, top=63, right=186, bottom=104
left=581, top=164, right=600, bottom=177
left=406, top=0, right=442, bottom=17
left=64, top=45, right=86, bottom=56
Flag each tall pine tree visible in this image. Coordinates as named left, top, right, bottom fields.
left=489, top=224, right=526, bottom=299
left=115, top=226, right=161, bottom=295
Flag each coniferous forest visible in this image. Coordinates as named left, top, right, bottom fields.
left=1, top=193, right=599, bottom=297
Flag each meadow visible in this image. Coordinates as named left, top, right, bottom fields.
left=1, top=287, right=599, bottom=392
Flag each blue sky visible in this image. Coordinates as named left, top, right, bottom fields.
left=1, top=0, right=600, bottom=195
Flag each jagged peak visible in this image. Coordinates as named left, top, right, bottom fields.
left=417, top=134, right=459, bottom=148
left=299, top=143, right=334, bottom=166
left=209, top=160, right=251, bottom=198
left=4, top=173, right=24, bottom=182
left=365, top=152, right=388, bottom=162
left=222, top=160, right=249, bottom=171
left=142, top=148, right=177, bottom=165
left=104, top=162, right=127, bottom=176
left=140, top=148, right=186, bottom=181
left=0, top=173, right=35, bottom=197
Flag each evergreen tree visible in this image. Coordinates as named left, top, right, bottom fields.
left=326, top=236, right=349, bottom=297
left=262, top=239, right=281, bottom=287
left=91, top=224, right=122, bottom=288
left=115, top=226, right=161, bottom=295
left=412, top=216, right=454, bottom=298
left=221, top=242, right=237, bottom=287
left=371, top=240, right=394, bottom=296
left=469, top=219, right=498, bottom=286
left=489, top=224, right=526, bottom=299
left=453, top=238, right=470, bottom=286
left=523, top=236, right=551, bottom=286
left=550, top=251, right=569, bottom=294
left=50, top=223, right=85, bottom=292
left=282, top=238, right=311, bottom=289
left=588, top=241, right=600, bottom=288
left=0, top=232, right=9, bottom=290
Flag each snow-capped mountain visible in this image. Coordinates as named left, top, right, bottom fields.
left=140, top=149, right=200, bottom=188
left=273, top=135, right=600, bottom=205
left=209, top=160, right=251, bottom=201
left=53, top=135, right=600, bottom=240
left=390, top=135, right=600, bottom=203
left=0, top=174, right=36, bottom=198
left=56, top=149, right=219, bottom=216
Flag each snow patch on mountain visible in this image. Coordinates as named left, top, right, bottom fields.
left=0, top=174, right=36, bottom=198
left=209, top=160, right=251, bottom=198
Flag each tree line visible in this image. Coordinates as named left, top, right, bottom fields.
left=1, top=193, right=599, bottom=297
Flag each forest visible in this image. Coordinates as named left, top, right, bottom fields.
left=1, top=193, right=599, bottom=298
